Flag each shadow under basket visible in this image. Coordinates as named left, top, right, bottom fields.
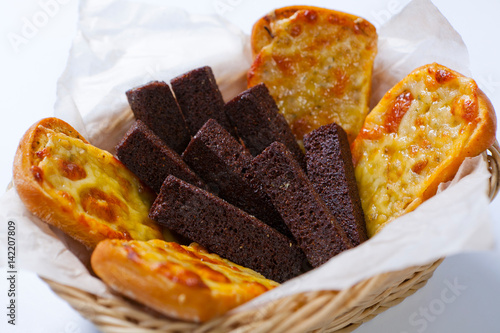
left=43, top=142, right=500, bottom=333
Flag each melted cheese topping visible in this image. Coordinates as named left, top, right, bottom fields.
left=118, top=240, right=278, bottom=295
left=37, top=130, right=162, bottom=241
left=248, top=8, right=377, bottom=142
left=352, top=65, right=481, bottom=236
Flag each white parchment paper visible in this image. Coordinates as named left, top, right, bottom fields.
left=0, top=0, right=495, bottom=312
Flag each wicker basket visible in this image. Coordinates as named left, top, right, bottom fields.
left=43, top=142, right=500, bottom=333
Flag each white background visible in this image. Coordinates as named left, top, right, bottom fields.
left=1, top=0, right=499, bottom=332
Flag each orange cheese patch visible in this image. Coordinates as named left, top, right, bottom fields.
left=92, top=239, right=279, bottom=322
left=351, top=63, right=494, bottom=236
left=35, top=127, right=162, bottom=246
left=248, top=6, right=377, bottom=142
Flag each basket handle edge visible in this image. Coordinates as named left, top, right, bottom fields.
left=485, top=140, right=500, bottom=201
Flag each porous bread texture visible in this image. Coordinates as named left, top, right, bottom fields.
left=126, top=81, right=191, bottom=154
left=304, top=123, right=368, bottom=246
left=116, top=120, right=207, bottom=193
left=149, top=175, right=308, bottom=283
left=245, top=142, right=353, bottom=267
left=182, top=119, right=291, bottom=238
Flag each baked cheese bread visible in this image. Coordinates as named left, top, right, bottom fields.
left=351, top=63, right=497, bottom=237
left=91, top=239, right=279, bottom=322
left=13, top=117, right=163, bottom=249
left=248, top=6, right=377, bottom=142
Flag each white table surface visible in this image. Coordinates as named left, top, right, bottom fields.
left=1, top=0, right=499, bottom=332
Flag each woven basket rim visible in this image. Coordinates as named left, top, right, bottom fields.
left=43, top=143, right=500, bottom=333
left=43, top=259, right=443, bottom=333
left=486, top=141, right=500, bottom=201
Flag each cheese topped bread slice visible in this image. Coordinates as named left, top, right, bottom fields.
left=91, top=239, right=279, bottom=322
left=351, top=63, right=497, bottom=237
left=248, top=6, right=377, bottom=142
left=13, top=117, right=163, bottom=249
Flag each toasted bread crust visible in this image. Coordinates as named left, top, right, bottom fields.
left=248, top=6, right=377, bottom=142
left=251, top=6, right=316, bottom=57
left=91, top=239, right=279, bottom=322
left=251, top=6, right=374, bottom=57
left=13, top=117, right=163, bottom=249
left=13, top=118, right=90, bottom=240
left=352, top=63, right=497, bottom=236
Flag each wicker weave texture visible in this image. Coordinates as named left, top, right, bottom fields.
left=44, top=260, right=442, bottom=333
left=44, top=143, right=500, bottom=333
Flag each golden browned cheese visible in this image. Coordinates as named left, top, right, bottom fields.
left=351, top=63, right=497, bottom=237
left=248, top=6, right=378, bottom=142
left=91, top=239, right=279, bottom=322
left=13, top=117, right=163, bottom=249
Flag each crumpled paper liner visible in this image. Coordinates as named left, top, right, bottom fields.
left=0, top=0, right=495, bottom=313
left=370, top=0, right=470, bottom=108
left=54, top=0, right=251, bottom=154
